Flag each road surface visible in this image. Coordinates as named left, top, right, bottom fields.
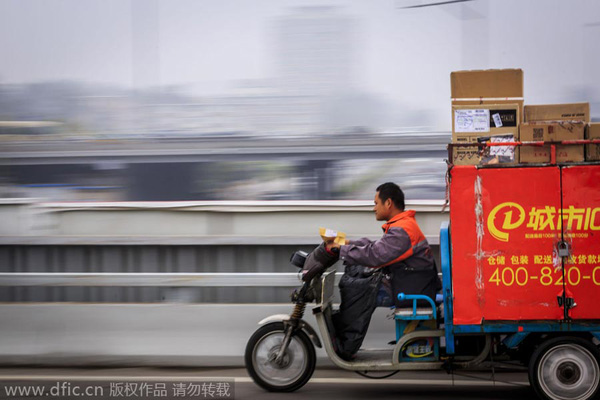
left=0, top=366, right=532, bottom=400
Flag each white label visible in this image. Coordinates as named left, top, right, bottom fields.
left=489, top=135, right=515, bottom=159
left=492, top=113, right=503, bottom=128
left=454, top=109, right=490, bottom=133
left=324, top=229, right=337, bottom=237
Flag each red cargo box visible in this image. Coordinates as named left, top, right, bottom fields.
left=450, top=164, right=600, bottom=324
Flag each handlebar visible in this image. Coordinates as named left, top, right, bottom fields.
left=301, top=263, right=326, bottom=283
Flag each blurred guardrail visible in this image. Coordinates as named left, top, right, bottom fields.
left=0, top=199, right=447, bottom=366
left=0, top=272, right=316, bottom=287
left=0, top=199, right=447, bottom=303
left=0, top=199, right=446, bottom=243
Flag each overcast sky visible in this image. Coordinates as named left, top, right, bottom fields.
left=1, top=0, right=599, bottom=128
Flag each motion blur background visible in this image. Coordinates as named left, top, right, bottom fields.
left=0, top=0, right=600, bottom=366
left=1, top=0, right=598, bottom=202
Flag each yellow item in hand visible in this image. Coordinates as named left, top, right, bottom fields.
left=319, top=227, right=347, bottom=245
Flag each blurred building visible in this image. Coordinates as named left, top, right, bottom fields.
left=276, top=6, right=357, bottom=96
left=131, top=0, right=161, bottom=90
left=0, top=7, right=413, bottom=202
left=134, top=6, right=362, bottom=137
left=0, top=7, right=366, bottom=139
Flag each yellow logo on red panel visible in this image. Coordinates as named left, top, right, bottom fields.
left=487, top=202, right=526, bottom=242
left=487, top=203, right=600, bottom=242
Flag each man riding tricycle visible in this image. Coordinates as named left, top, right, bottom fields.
left=245, top=162, right=600, bottom=400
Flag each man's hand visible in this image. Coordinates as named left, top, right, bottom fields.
left=326, top=241, right=341, bottom=252
left=324, top=240, right=340, bottom=257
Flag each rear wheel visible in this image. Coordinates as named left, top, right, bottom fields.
left=245, top=322, right=316, bottom=392
left=529, top=336, right=600, bottom=400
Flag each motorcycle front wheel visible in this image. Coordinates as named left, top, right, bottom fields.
left=244, top=322, right=316, bottom=392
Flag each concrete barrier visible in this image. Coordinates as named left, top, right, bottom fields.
left=0, top=303, right=395, bottom=367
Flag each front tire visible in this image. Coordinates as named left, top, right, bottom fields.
left=245, top=322, right=316, bottom=392
left=529, top=336, right=600, bottom=400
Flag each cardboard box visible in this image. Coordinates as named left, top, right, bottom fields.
left=451, top=134, right=480, bottom=166
left=452, top=134, right=520, bottom=166
left=520, top=122, right=585, bottom=163
left=451, top=69, right=524, bottom=121
left=587, top=123, right=600, bottom=161
left=451, top=104, right=519, bottom=165
left=524, top=103, right=590, bottom=123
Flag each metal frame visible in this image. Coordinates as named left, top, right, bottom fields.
left=440, top=221, right=456, bottom=354
left=395, top=293, right=437, bottom=321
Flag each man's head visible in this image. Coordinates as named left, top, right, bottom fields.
left=373, top=182, right=405, bottom=221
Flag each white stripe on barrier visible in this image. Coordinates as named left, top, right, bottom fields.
left=0, top=272, right=316, bottom=287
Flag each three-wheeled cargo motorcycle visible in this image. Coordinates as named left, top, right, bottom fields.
left=245, top=153, right=600, bottom=400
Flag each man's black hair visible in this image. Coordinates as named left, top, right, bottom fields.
left=376, top=182, right=405, bottom=211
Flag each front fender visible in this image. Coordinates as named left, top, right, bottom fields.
left=258, top=314, right=322, bottom=348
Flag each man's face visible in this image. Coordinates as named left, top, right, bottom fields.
left=373, top=192, right=390, bottom=221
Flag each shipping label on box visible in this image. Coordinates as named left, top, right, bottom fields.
left=452, top=133, right=518, bottom=166
left=454, top=109, right=490, bottom=133
left=520, top=122, right=585, bottom=163
left=524, top=103, right=590, bottom=123
left=478, top=134, right=518, bottom=165
left=487, top=135, right=516, bottom=158
left=452, top=104, right=519, bottom=138
left=454, top=108, right=518, bottom=133
left=587, top=123, right=600, bottom=161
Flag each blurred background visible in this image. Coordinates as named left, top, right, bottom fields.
left=1, top=0, right=597, bottom=202
left=0, top=0, right=600, bottom=367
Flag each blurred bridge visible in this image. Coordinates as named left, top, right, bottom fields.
left=0, top=199, right=448, bottom=366
left=0, top=133, right=450, bottom=200
left=0, top=133, right=449, bottom=165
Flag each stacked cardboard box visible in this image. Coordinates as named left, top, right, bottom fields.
left=523, top=103, right=589, bottom=122
left=520, top=103, right=589, bottom=163
left=587, top=123, right=600, bottom=161
left=452, top=104, right=520, bottom=165
left=450, top=69, right=523, bottom=165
